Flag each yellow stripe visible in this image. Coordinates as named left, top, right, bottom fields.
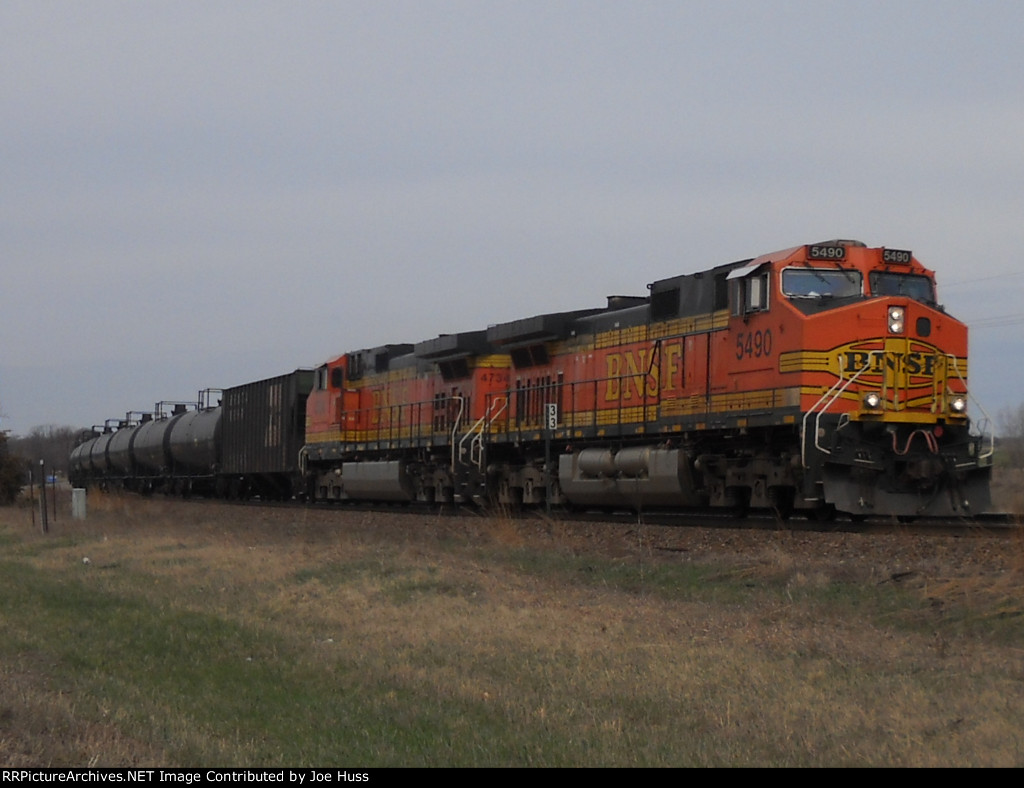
left=593, top=309, right=729, bottom=349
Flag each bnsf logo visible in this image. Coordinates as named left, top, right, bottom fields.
left=842, top=349, right=937, bottom=377
left=779, top=339, right=961, bottom=388
left=835, top=339, right=947, bottom=388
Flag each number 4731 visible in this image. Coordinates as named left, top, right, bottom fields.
left=735, top=329, right=772, bottom=360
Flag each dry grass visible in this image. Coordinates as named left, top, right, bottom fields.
left=2, top=486, right=1024, bottom=766
left=992, top=466, right=1024, bottom=515
left=0, top=667, right=169, bottom=767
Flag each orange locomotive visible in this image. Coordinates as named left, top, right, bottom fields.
left=301, top=239, right=993, bottom=518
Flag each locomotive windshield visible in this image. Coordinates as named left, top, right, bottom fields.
left=782, top=268, right=862, bottom=299
left=869, top=271, right=935, bottom=304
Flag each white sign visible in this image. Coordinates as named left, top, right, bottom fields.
left=545, top=403, right=558, bottom=431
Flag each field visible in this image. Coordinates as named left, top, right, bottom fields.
left=2, top=480, right=1024, bottom=767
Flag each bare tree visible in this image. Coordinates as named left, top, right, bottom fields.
left=8, top=425, right=83, bottom=478
left=998, top=403, right=1024, bottom=468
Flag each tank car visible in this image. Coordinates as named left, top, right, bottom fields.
left=69, top=431, right=99, bottom=485
left=88, top=430, right=115, bottom=479
left=164, top=403, right=222, bottom=495
left=302, top=240, right=992, bottom=519
left=131, top=408, right=182, bottom=484
left=69, top=400, right=221, bottom=495
left=70, top=371, right=313, bottom=500
left=105, top=419, right=137, bottom=477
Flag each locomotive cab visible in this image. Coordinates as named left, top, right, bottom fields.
left=767, top=241, right=993, bottom=517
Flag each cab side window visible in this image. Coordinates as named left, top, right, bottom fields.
left=731, top=272, right=770, bottom=316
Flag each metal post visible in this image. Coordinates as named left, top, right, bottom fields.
left=38, top=460, right=48, bottom=533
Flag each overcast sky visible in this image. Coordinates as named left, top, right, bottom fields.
left=2, top=1, right=1023, bottom=438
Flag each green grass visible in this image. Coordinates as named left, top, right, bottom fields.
left=0, top=560, right=546, bottom=765
left=2, top=499, right=1024, bottom=767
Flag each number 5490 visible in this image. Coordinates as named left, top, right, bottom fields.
left=735, top=329, right=772, bottom=360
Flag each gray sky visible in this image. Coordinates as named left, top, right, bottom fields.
left=3, top=0, right=1023, bottom=437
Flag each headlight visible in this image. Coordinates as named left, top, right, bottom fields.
left=950, top=395, right=967, bottom=414
left=862, top=391, right=882, bottom=410
left=888, top=306, right=905, bottom=334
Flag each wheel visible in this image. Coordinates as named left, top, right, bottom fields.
left=769, top=486, right=795, bottom=521
left=811, top=503, right=837, bottom=522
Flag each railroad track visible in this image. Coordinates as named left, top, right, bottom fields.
left=199, top=495, right=1020, bottom=538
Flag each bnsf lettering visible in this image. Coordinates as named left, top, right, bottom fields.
left=844, top=350, right=936, bottom=376
left=604, top=343, right=683, bottom=402
left=370, top=389, right=388, bottom=425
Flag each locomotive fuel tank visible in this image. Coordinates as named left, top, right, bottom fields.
left=339, top=460, right=416, bottom=501
left=558, top=446, right=703, bottom=508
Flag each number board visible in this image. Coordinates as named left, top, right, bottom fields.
left=807, top=245, right=846, bottom=261
left=882, top=248, right=912, bottom=265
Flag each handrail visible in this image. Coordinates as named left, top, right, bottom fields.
left=463, top=396, right=509, bottom=471
left=945, top=354, right=995, bottom=460
left=448, top=396, right=465, bottom=472
left=480, top=397, right=509, bottom=467
left=801, top=353, right=874, bottom=468
left=801, top=349, right=995, bottom=468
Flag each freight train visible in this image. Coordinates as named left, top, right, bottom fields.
left=69, top=239, right=994, bottom=519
